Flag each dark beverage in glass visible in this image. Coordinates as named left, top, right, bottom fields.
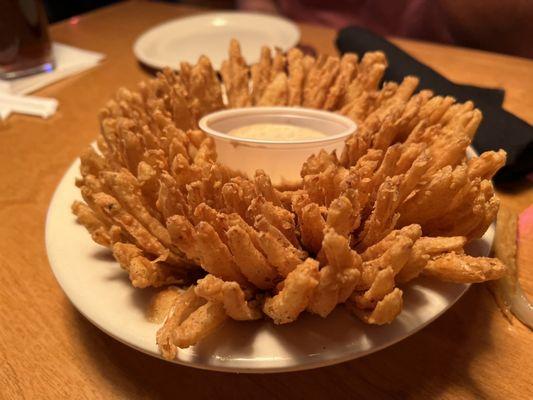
left=0, top=0, right=55, bottom=79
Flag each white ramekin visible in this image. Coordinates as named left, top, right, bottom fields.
left=199, top=107, right=357, bottom=186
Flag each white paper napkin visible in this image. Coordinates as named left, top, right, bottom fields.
left=0, top=42, right=105, bottom=119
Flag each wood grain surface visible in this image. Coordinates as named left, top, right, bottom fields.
left=0, top=1, right=531, bottom=399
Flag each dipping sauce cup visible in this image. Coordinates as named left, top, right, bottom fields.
left=199, top=107, right=357, bottom=186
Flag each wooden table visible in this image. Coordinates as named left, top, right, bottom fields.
left=1, top=1, right=531, bottom=398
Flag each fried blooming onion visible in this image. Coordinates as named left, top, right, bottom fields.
left=72, top=40, right=507, bottom=359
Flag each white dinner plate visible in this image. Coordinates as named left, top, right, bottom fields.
left=133, top=12, right=300, bottom=71
left=46, top=154, right=494, bottom=373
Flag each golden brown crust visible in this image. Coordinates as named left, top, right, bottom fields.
left=72, top=40, right=508, bottom=355
left=220, top=39, right=251, bottom=107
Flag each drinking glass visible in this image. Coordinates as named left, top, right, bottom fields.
left=0, top=0, right=55, bottom=79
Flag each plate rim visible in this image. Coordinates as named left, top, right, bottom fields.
left=132, top=11, right=301, bottom=71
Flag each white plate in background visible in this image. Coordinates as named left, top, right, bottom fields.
left=45, top=152, right=494, bottom=373
left=133, top=12, right=300, bottom=71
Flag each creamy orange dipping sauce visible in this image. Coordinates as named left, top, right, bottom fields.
left=228, top=123, right=326, bottom=141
